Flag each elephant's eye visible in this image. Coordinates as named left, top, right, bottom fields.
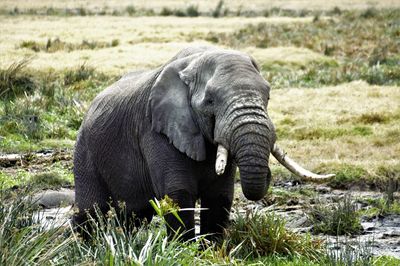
left=206, top=98, right=214, bottom=105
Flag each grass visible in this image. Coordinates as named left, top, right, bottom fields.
left=1, top=0, right=399, bottom=17
left=225, top=210, right=323, bottom=259
left=0, top=60, right=113, bottom=152
left=324, top=238, right=373, bottom=265
left=0, top=190, right=336, bottom=265
left=28, top=171, right=72, bottom=190
left=0, top=190, right=73, bottom=265
left=307, top=195, right=363, bottom=235
left=208, top=9, right=400, bottom=88
left=1, top=189, right=389, bottom=264
left=1, top=9, right=399, bottom=185
left=0, top=57, right=36, bottom=99
left=19, top=38, right=120, bottom=53
left=0, top=160, right=73, bottom=190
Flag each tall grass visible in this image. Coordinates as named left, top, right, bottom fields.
left=0, top=190, right=73, bottom=264
left=307, top=195, right=362, bottom=236
left=0, top=189, right=390, bottom=264
left=0, top=60, right=113, bottom=152
left=224, top=209, right=323, bottom=259
left=0, top=58, right=36, bottom=99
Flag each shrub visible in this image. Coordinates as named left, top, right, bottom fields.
left=173, top=9, right=186, bottom=17
left=160, top=7, right=173, bottom=16
left=63, top=63, right=95, bottom=85
left=357, top=112, right=388, bottom=124
left=186, top=5, right=199, bottom=17
left=111, top=39, right=120, bottom=47
left=360, top=7, right=378, bottom=18
left=126, top=5, right=136, bottom=16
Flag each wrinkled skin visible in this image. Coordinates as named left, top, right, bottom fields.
left=73, top=46, right=276, bottom=240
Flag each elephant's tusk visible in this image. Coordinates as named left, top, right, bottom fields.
left=215, top=144, right=228, bottom=175
left=271, top=144, right=335, bottom=181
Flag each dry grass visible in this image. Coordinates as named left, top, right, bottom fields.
left=0, top=15, right=318, bottom=74
left=245, top=46, right=336, bottom=68
left=1, top=0, right=399, bottom=12
left=269, top=81, right=400, bottom=173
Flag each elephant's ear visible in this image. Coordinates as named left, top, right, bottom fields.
left=147, top=56, right=206, bottom=161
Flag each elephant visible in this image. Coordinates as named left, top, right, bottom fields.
left=73, top=46, right=333, bottom=240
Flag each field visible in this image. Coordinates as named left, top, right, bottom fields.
left=1, top=0, right=400, bottom=264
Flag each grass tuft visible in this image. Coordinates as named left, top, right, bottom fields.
left=315, top=163, right=367, bottom=189
left=224, top=209, right=322, bottom=259
left=186, top=5, right=199, bottom=17
left=0, top=189, right=73, bottom=265
left=357, top=112, right=388, bottom=124
left=324, top=238, right=373, bottom=265
left=19, top=38, right=119, bottom=53
left=307, top=195, right=363, bottom=236
left=29, top=171, right=72, bottom=190
left=0, top=58, right=36, bottom=99
left=63, top=63, right=95, bottom=86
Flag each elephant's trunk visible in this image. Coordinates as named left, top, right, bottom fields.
left=234, top=139, right=272, bottom=200
left=230, top=119, right=275, bottom=201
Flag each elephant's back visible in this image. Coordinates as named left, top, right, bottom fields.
left=75, top=69, right=158, bottom=197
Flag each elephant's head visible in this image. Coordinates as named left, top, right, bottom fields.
left=148, top=47, right=334, bottom=201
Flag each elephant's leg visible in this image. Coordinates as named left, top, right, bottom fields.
left=142, top=133, right=198, bottom=241
left=200, top=166, right=235, bottom=239
left=165, top=189, right=196, bottom=241
left=73, top=148, right=111, bottom=238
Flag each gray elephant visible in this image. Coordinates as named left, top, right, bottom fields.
left=73, top=46, right=333, bottom=240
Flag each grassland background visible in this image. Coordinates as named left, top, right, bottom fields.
left=1, top=0, right=399, bottom=188
left=2, top=0, right=400, bottom=12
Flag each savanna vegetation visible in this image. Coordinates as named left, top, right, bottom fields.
left=1, top=0, right=399, bottom=264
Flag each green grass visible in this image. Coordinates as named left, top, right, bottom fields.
left=373, top=255, right=400, bottom=265
left=28, top=171, right=72, bottom=190
left=1, top=187, right=397, bottom=264
left=0, top=190, right=73, bottom=265
left=268, top=186, right=316, bottom=206
left=307, top=195, right=363, bottom=235
left=324, top=238, right=373, bottom=266
left=361, top=198, right=400, bottom=218
left=0, top=57, right=37, bottom=99
left=0, top=60, right=114, bottom=153
left=0, top=190, right=331, bottom=265
left=0, top=161, right=73, bottom=190
left=225, top=210, right=322, bottom=259
left=314, top=163, right=367, bottom=189
left=206, top=9, right=400, bottom=88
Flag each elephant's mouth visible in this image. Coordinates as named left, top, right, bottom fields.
left=214, top=143, right=335, bottom=181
